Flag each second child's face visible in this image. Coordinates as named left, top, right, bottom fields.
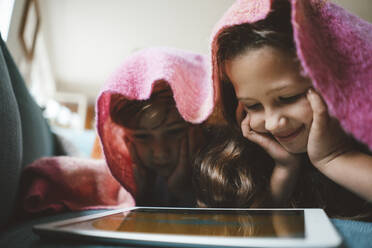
left=226, top=46, right=313, bottom=153
left=123, top=100, right=189, bottom=177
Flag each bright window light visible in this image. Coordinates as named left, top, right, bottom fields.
left=0, top=0, right=15, bottom=41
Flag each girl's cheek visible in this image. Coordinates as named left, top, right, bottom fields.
left=297, top=100, right=313, bottom=124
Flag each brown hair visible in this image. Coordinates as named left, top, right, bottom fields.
left=193, top=126, right=274, bottom=208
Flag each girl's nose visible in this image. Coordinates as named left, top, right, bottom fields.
left=152, top=139, right=170, bottom=163
left=264, top=111, right=286, bottom=132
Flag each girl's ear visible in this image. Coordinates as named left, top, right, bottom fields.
left=235, top=102, right=246, bottom=125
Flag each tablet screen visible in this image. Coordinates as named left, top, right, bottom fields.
left=57, top=209, right=305, bottom=238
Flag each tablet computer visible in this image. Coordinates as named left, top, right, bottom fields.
left=34, top=207, right=342, bottom=248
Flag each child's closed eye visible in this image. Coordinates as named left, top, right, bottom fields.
left=244, top=103, right=262, bottom=111
left=279, top=92, right=306, bottom=103
left=133, top=134, right=151, bottom=140
left=166, top=127, right=186, bottom=136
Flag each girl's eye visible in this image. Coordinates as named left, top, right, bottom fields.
left=279, top=93, right=305, bottom=103
left=133, top=134, right=150, bottom=140
left=244, top=103, right=262, bottom=111
left=167, top=128, right=185, bottom=136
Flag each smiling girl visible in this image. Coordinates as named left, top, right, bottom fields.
left=205, top=0, right=372, bottom=218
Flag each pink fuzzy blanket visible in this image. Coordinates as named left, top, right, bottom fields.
left=211, top=0, right=372, bottom=150
left=21, top=157, right=134, bottom=213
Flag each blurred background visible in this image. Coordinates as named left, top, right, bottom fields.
left=1, top=0, right=371, bottom=155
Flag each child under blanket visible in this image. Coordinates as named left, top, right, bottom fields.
left=96, top=47, right=213, bottom=206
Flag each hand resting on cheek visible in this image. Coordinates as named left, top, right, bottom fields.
left=305, top=89, right=352, bottom=169
left=241, top=112, right=301, bottom=205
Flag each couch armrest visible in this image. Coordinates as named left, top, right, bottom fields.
left=0, top=34, right=23, bottom=229
left=0, top=33, right=61, bottom=228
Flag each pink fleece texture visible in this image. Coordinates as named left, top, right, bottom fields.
left=21, top=157, right=134, bottom=213
left=211, top=0, right=372, bottom=150
left=96, top=47, right=212, bottom=197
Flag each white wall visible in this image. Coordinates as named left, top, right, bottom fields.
left=333, top=0, right=372, bottom=23
left=39, top=0, right=235, bottom=103
left=0, top=0, right=16, bottom=41
left=6, top=0, right=26, bottom=64
left=6, top=0, right=35, bottom=85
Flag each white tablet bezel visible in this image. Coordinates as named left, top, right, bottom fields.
left=33, top=207, right=342, bottom=248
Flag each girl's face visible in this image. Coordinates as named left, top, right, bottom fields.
left=225, top=46, right=313, bottom=153
left=123, top=99, right=189, bottom=177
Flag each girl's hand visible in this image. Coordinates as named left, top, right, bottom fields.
left=241, top=113, right=301, bottom=204
left=241, top=113, right=301, bottom=168
left=167, top=126, right=199, bottom=198
left=166, top=126, right=201, bottom=205
left=126, top=139, right=156, bottom=202
left=306, top=89, right=351, bottom=169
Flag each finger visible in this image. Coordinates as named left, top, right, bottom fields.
left=240, top=112, right=286, bottom=157
left=245, top=130, right=283, bottom=153
left=241, top=112, right=251, bottom=138
left=168, top=138, right=188, bottom=187
left=126, top=142, right=147, bottom=181
left=188, top=126, right=196, bottom=162
left=178, top=135, right=189, bottom=170
left=241, top=112, right=270, bottom=147
left=306, top=88, right=329, bottom=131
left=125, top=140, right=147, bottom=198
left=126, top=139, right=141, bottom=167
left=247, top=130, right=301, bottom=167
left=235, top=102, right=246, bottom=124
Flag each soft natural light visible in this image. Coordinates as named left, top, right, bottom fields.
left=0, top=0, right=15, bottom=41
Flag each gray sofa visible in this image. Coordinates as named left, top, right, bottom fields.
left=0, top=33, right=109, bottom=248
left=0, top=33, right=58, bottom=229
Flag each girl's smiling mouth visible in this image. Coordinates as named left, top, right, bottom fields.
left=273, top=125, right=305, bottom=142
